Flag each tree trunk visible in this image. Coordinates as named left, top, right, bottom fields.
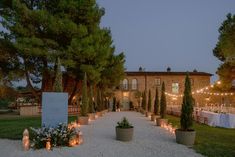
left=25, top=71, right=39, bottom=100
left=68, top=80, right=81, bottom=105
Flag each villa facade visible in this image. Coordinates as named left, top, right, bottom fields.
left=114, top=70, right=212, bottom=110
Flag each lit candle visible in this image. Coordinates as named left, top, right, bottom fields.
left=46, top=139, right=51, bottom=150
left=22, top=129, right=30, bottom=151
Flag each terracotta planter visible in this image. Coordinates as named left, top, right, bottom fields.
left=116, top=127, right=134, bottom=141
left=78, top=116, right=89, bottom=125
left=175, top=129, right=196, bottom=147
left=96, top=112, right=102, bottom=117
left=88, top=113, right=95, bottom=120
left=151, top=114, right=157, bottom=121
left=146, top=112, right=152, bottom=118
left=156, top=118, right=168, bottom=126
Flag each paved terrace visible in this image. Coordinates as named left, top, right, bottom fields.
left=0, top=112, right=203, bottom=157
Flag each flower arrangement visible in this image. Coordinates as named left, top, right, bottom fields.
left=30, top=123, right=78, bottom=149
left=116, top=117, right=133, bottom=129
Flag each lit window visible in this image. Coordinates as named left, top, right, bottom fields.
left=131, top=79, right=138, bottom=90
left=172, top=83, right=179, bottom=94
left=155, top=78, right=161, bottom=86
left=123, top=79, right=128, bottom=90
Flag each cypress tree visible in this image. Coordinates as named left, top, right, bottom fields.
left=147, top=89, right=152, bottom=112
left=96, top=88, right=102, bottom=112
left=113, top=97, right=117, bottom=111
left=160, top=82, right=166, bottom=119
left=53, top=57, right=63, bottom=92
left=81, top=73, right=88, bottom=116
left=154, top=87, right=159, bottom=115
left=180, top=74, right=194, bottom=131
left=142, top=91, right=147, bottom=111
left=88, top=85, right=95, bottom=113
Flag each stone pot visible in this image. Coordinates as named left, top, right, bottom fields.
left=175, top=129, right=196, bottom=147
left=78, top=116, right=89, bottom=125
left=88, top=113, right=95, bottom=121
left=116, top=127, right=134, bottom=141
left=156, top=118, right=168, bottom=126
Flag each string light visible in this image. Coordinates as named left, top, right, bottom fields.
left=165, top=80, right=234, bottom=98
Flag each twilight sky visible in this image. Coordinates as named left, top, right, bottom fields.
left=97, top=0, right=235, bottom=82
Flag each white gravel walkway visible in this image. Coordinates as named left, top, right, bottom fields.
left=0, top=112, right=204, bottom=157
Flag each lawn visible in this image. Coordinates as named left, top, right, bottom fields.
left=167, top=115, right=235, bottom=157
left=0, top=116, right=77, bottom=140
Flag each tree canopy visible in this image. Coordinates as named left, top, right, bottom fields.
left=0, top=0, right=125, bottom=102
left=213, top=13, right=235, bottom=90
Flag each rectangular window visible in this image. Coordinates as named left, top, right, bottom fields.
left=155, top=78, right=161, bottom=86
left=172, top=83, right=179, bottom=94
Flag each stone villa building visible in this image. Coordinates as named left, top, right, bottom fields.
left=114, top=69, right=212, bottom=110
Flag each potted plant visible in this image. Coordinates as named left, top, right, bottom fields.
left=157, top=82, right=168, bottom=126
left=175, top=74, right=196, bottom=146
left=116, top=117, right=134, bottom=141
left=78, top=73, right=89, bottom=125
left=151, top=87, right=160, bottom=121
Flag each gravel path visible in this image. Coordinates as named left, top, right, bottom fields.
left=0, top=112, right=204, bottom=157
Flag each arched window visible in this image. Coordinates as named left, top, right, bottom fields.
left=123, top=79, right=128, bottom=90
left=132, top=79, right=138, bottom=90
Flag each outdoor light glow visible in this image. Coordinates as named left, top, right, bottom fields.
left=46, top=140, right=51, bottom=150
left=22, top=129, right=30, bottom=151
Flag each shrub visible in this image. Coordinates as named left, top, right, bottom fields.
left=30, top=123, right=77, bottom=149
left=116, top=117, right=133, bottom=128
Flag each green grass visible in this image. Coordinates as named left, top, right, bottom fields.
left=167, top=115, right=235, bottom=157
left=0, top=116, right=77, bottom=140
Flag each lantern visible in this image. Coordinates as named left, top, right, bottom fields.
left=22, top=129, right=30, bottom=151
left=46, top=139, right=51, bottom=150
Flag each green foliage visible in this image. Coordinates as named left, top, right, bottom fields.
left=154, top=87, right=159, bottom=115
left=216, top=63, right=234, bottom=90
left=147, top=89, right=152, bottom=112
left=213, top=13, right=235, bottom=90
left=116, top=117, right=133, bottom=128
left=180, top=74, right=194, bottom=131
left=0, top=0, right=125, bottom=96
left=96, top=88, right=102, bottom=112
left=81, top=73, right=88, bottom=116
left=141, top=91, right=147, bottom=110
left=88, top=85, right=95, bottom=113
left=160, top=82, right=166, bottom=119
left=112, top=97, right=116, bottom=111
left=53, top=57, right=63, bottom=92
